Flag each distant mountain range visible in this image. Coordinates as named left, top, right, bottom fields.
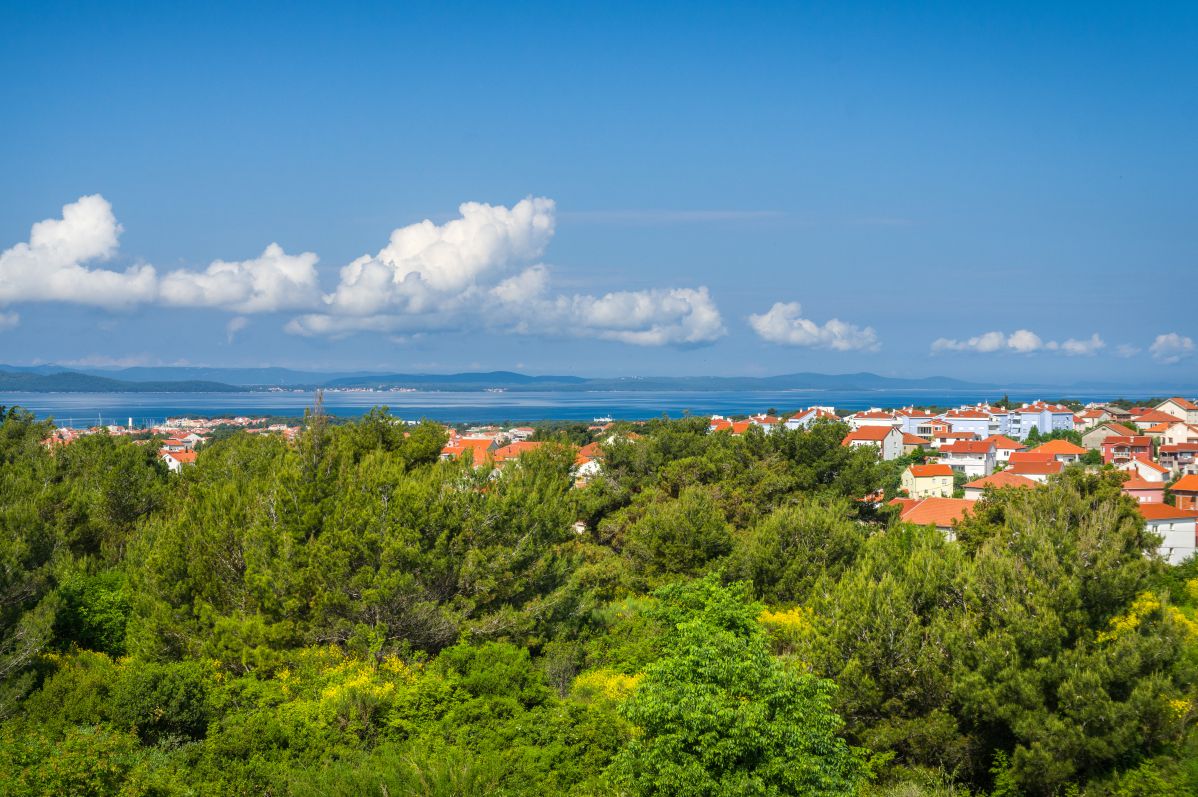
left=0, top=364, right=1192, bottom=395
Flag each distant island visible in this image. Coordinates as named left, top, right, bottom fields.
left=0, top=364, right=1194, bottom=395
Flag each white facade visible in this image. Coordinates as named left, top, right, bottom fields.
left=1147, top=517, right=1197, bottom=564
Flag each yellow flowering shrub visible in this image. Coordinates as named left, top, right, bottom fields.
left=571, top=669, right=642, bottom=705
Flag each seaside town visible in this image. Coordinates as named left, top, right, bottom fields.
left=38, top=395, right=1198, bottom=563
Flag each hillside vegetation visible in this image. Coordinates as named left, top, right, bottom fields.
left=0, top=405, right=1195, bottom=795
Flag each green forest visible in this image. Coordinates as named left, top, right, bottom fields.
left=1, top=404, right=1196, bottom=796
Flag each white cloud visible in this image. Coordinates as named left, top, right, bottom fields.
left=0, top=195, right=157, bottom=309
left=748, top=302, right=879, bottom=351
left=323, top=197, right=556, bottom=316
left=0, top=312, right=19, bottom=330
left=301, top=198, right=725, bottom=346
left=226, top=316, right=249, bottom=343
left=161, top=244, right=321, bottom=313
left=1115, top=344, right=1141, bottom=358
left=932, top=329, right=1104, bottom=356
left=3, top=194, right=726, bottom=347
left=1058, top=333, right=1105, bottom=356
left=1149, top=333, right=1195, bottom=364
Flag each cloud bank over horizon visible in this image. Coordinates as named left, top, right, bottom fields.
left=0, top=195, right=726, bottom=348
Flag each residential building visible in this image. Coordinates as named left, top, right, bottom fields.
left=1123, top=458, right=1169, bottom=483
left=841, top=426, right=904, bottom=461
left=942, top=408, right=994, bottom=439
left=962, top=470, right=1039, bottom=500
left=895, top=497, right=975, bottom=540
left=1008, top=402, right=1075, bottom=440
left=784, top=407, right=838, bottom=430
left=1156, top=397, right=1198, bottom=426
left=1172, top=474, right=1198, bottom=512
left=1159, top=443, right=1198, bottom=475
left=1138, top=504, right=1198, bottom=564
left=983, top=435, right=1024, bottom=463
left=1082, top=422, right=1137, bottom=451
left=1122, top=477, right=1165, bottom=504
left=937, top=440, right=997, bottom=478
left=901, top=464, right=954, bottom=499
left=160, top=449, right=197, bottom=473
left=1102, top=435, right=1153, bottom=466
left=1029, top=439, right=1087, bottom=464
left=1006, top=460, right=1064, bottom=484
left=902, top=433, right=931, bottom=455
left=846, top=410, right=900, bottom=430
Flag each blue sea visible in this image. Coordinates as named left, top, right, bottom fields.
left=0, top=388, right=1175, bottom=427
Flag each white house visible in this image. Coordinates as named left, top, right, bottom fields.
left=1156, top=398, right=1198, bottom=426
left=941, top=408, right=993, bottom=439
left=1139, top=504, right=1198, bottom=565
left=1008, top=402, right=1076, bottom=440
left=1123, top=458, right=1170, bottom=483
left=784, top=407, right=838, bottom=430
left=160, top=449, right=197, bottom=473
left=846, top=410, right=900, bottom=431
left=842, top=426, right=904, bottom=461
left=936, top=440, right=997, bottom=478
left=983, top=435, right=1023, bottom=464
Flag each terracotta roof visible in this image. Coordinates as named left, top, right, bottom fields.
left=160, top=449, right=197, bottom=463
left=1162, top=397, right=1198, bottom=411
left=1171, top=474, right=1198, bottom=493
left=1133, top=409, right=1182, bottom=425
left=1030, top=440, right=1087, bottom=456
left=964, top=471, right=1039, bottom=490
left=1132, top=459, right=1169, bottom=474
left=851, top=410, right=897, bottom=420
left=940, top=440, right=995, bottom=454
left=903, top=433, right=931, bottom=445
left=1138, top=504, right=1198, bottom=521
left=1122, top=478, right=1163, bottom=490
left=908, top=464, right=953, bottom=478
left=983, top=435, right=1024, bottom=450
left=1007, top=461, right=1064, bottom=476
left=899, top=497, right=974, bottom=528
left=492, top=441, right=544, bottom=462
left=1160, top=443, right=1198, bottom=453
left=944, top=409, right=990, bottom=419
left=1103, top=435, right=1152, bottom=447
left=843, top=426, right=898, bottom=443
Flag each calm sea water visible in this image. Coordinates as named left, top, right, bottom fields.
left=0, top=388, right=1174, bottom=427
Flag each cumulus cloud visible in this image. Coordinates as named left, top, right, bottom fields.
left=322, top=198, right=556, bottom=317
left=3, top=194, right=726, bottom=347
left=0, top=311, right=19, bottom=330
left=299, top=198, right=726, bottom=346
left=1150, top=333, right=1195, bottom=364
left=161, top=244, right=321, bottom=313
left=0, top=195, right=157, bottom=309
left=748, top=302, right=879, bottom=351
left=1115, top=344, right=1142, bottom=358
left=932, top=329, right=1104, bottom=356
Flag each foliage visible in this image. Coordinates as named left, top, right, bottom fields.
left=0, top=407, right=1195, bottom=795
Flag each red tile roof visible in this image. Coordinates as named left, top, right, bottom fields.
left=940, top=440, right=995, bottom=454
left=1030, top=439, right=1087, bottom=456
left=843, top=426, right=898, bottom=443
left=1163, top=397, right=1198, bottom=411
left=1138, top=503, right=1198, bottom=521
left=903, top=433, right=931, bottom=445
left=908, top=464, right=953, bottom=478
left=899, top=497, right=974, bottom=528
left=1133, top=409, right=1182, bottom=425
left=983, top=435, right=1024, bottom=450
left=964, top=471, right=1039, bottom=490
left=1171, top=474, right=1198, bottom=493
left=1122, top=478, right=1164, bottom=491
left=1007, top=461, right=1064, bottom=476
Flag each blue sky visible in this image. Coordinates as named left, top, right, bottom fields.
left=1, top=1, right=1195, bottom=381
